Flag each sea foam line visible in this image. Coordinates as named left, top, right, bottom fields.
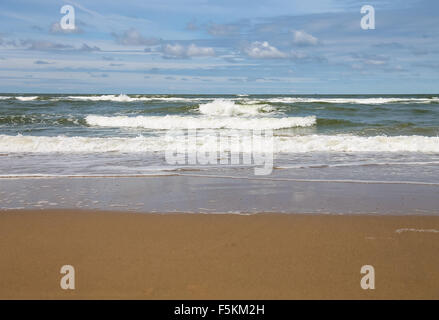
left=0, top=173, right=177, bottom=179
left=171, top=173, right=439, bottom=186
left=0, top=172, right=438, bottom=186
left=277, top=160, right=439, bottom=170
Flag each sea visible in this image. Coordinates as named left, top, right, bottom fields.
left=1, top=93, right=438, bottom=213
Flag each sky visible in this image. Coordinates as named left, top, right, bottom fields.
left=0, top=0, right=438, bottom=94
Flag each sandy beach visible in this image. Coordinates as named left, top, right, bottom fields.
left=0, top=210, right=438, bottom=299
left=1, top=0, right=439, bottom=305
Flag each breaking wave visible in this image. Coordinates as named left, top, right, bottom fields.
left=198, top=99, right=275, bottom=116
left=66, top=94, right=208, bottom=103
left=264, top=97, right=439, bottom=104
left=85, top=114, right=316, bottom=130
left=3, top=95, right=439, bottom=105
left=1, top=134, right=438, bottom=153
left=15, top=96, right=39, bottom=101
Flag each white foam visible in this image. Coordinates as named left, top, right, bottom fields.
left=66, top=94, right=208, bottom=103
left=0, top=135, right=158, bottom=153
left=9, top=95, right=438, bottom=104
left=67, top=94, right=138, bottom=102
left=8, top=95, right=438, bottom=105
left=199, top=99, right=275, bottom=116
left=0, top=134, right=438, bottom=153
left=15, top=96, right=38, bottom=101
left=277, top=160, right=439, bottom=169
left=263, top=97, right=439, bottom=104
left=275, top=135, right=439, bottom=153
left=85, top=114, right=316, bottom=130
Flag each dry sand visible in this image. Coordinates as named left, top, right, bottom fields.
left=0, top=210, right=438, bottom=299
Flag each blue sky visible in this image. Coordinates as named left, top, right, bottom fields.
left=0, top=0, right=438, bottom=93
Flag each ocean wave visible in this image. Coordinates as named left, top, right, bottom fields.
left=1, top=134, right=438, bottom=153
left=15, top=96, right=39, bottom=101
left=275, top=135, right=439, bottom=153
left=263, top=97, right=439, bottom=104
left=316, top=118, right=360, bottom=127
left=4, top=95, right=439, bottom=105
left=67, top=94, right=142, bottom=102
left=0, top=135, right=158, bottom=153
left=199, top=99, right=275, bottom=116
left=85, top=114, right=316, bottom=130
left=66, top=94, right=208, bottom=103
left=0, top=115, right=83, bottom=126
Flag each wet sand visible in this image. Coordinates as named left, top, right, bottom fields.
left=0, top=210, right=438, bottom=299
left=1, top=175, right=439, bottom=214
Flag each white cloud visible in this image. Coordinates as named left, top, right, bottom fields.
left=162, top=43, right=215, bottom=58
left=244, top=41, right=288, bottom=59
left=162, top=43, right=185, bottom=57
left=292, top=30, right=318, bottom=46
left=186, top=44, right=215, bottom=56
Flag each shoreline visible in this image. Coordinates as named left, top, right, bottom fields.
left=1, top=210, right=438, bottom=299
left=2, top=208, right=439, bottom=216
left=1, top=173, right=438, bottom=186
left=1, top=176, right=438, bottom=214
